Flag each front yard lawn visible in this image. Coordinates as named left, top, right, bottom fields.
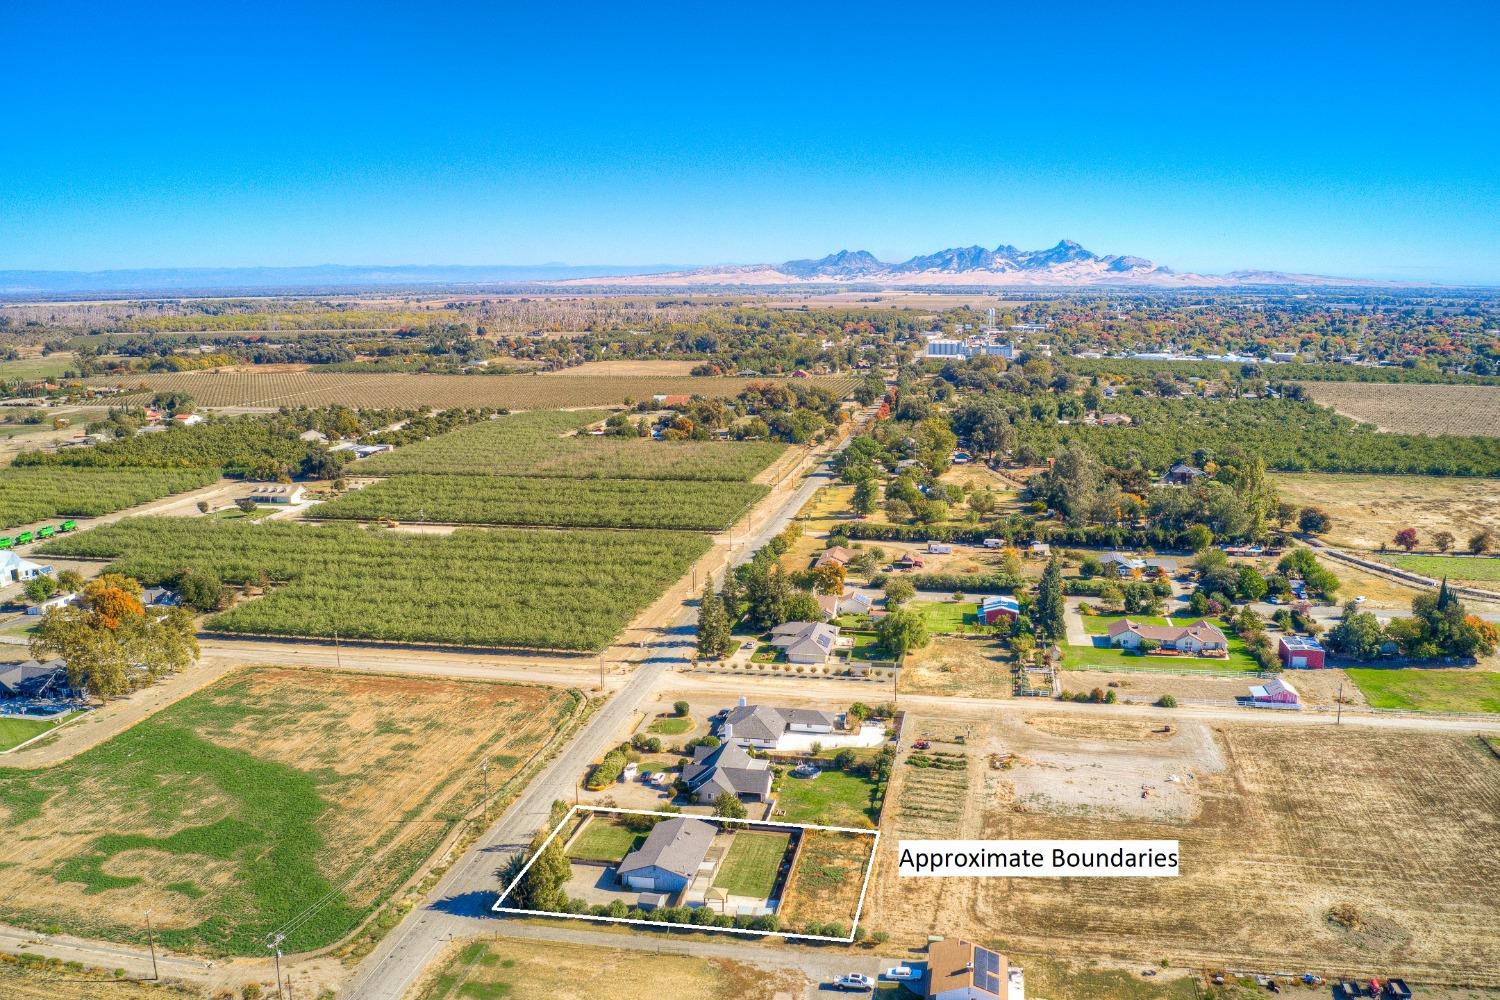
left=1346, top=668, right=1500, bottom=714
left=0, top=711, right=74, bottom=752
left=711, top=830, right=791, bottom=898
left=774, top=768, right=879, bottom=828
left=566, top=817, right=645, bottom=862
left=908, top=600, right=983, bottom=635
left=647, top=715, right=692, bottom=735
left=1060, top=638, right=1260, bottom=674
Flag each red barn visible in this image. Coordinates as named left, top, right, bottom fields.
left=979, top=596, right=1021, bottom=625
left=1278, top=635, right=1326, bottom=669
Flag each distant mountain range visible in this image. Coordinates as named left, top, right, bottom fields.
left=0, top=243, right=1400, bottom=297
left=564, top=240, right=1383, bottom=288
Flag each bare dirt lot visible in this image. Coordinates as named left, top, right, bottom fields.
left=778, top=830, right=876, bottom=931
left=562, top=359, right=703, bottom=376
left=1273, top=472, right=1500, bottom=552
left=1298, top=382, right=1500, bottom=437
left=901, top=635, right=1013, bottom=698
left=868, top=713, right=1500, bottom=984
left=1060, top=668, right=1364, bottom=708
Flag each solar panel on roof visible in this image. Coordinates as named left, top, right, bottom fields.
left=975, top=947, right=1001, bottom=995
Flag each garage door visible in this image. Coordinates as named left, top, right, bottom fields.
left=1291, top=655, right=1308, bottom=668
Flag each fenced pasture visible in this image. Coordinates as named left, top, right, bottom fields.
left=0, top=467, right=218, bottom=530
left=88, top=370, right=859, bottom=411
left=0, top=667, right=582, bottom=955
left=359, top=410, right=787, bottom=481
left=1299, top=381, right=1500, bottom=438
left=38, top=517, right=709, bottom=651
left=309, top=473, right=767, bottom=531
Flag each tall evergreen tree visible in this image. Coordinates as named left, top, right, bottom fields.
left=697, top=583, right=729, bottom=659
left=1035, top=558, right=1066, bottom=641
left=719, top=571, right=743, bottom=624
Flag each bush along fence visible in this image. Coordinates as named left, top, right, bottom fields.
left=844, top=521, right=1193, bottom=550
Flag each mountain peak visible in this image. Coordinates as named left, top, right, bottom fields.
left=780, top=249, right=887, bottom=278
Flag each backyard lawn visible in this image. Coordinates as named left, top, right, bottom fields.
left=711, top=830, right=790, bottom=898
left=0, top=712, right=73, bottom=752
left=566, top=817, right=645, bottom=862
left=847, top=632, right=892, bottom=662
left=1345, top=668, right=1500, bottom=714
left=774, top=768, right=879, bottom=828
left=908, top=601, right=983, bottom=635
left=1079, top=614, right=1175, bottom=635
left=647, top=715, right=692, bottom=736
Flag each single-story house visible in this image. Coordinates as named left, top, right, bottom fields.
left=0, top=658, right=69, bottom=699
left=978, top=596, right=1021, bottom=625
left=1107, top=618, right=1228, bottom=654
left=1094, top=412, right=1133, bottom=427
left=0, top=550, right=52, bottom=583
left=815, top=591, right=872, bottom=620
left=895, top=553, right=926, bottom=570
left=718, top=701, right=839, bottom=749
left=682, top=739, right=773, bottom=803
left=1249, top=676, right=1300, bottom=707
left=617, top=817, right=717, bottom=895
left=814, top=546, right=854, bottom=570
left=1278, top=635, right=1326, bottom=669
left=248, top=484, right=306, bottom=505
left=141, top=587, right=181, bottom=607
left=925, top=938, right=1024, bottom=1000
left=298, top=429, right=329, bottom=443
left=1100, top=552, right=1146, bottom=577
left=26, top=592, right=75, bottom=616
left=769, top=621, right=839, bottom=664
left=1161, top=462, right=1205, bottom=485
left=172, top=413, right=205, bottom=427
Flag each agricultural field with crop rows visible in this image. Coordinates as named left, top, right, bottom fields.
left=310, top=473, right=767, bottom=531
left=89, top=370, right=858, bottom=411
left=0, top=467, right=218, bottom=530
left=1298, top=381, right=1500, bottom=438
left=0, top=667, right=581, bottom=955
left=359, top=409, right=787, bottom=481
left=39, top=518, right=709, bottom=650
left=13, top=416, right=313, bottom=474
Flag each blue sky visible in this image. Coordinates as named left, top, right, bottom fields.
left=4, top=2, right=1499, bottom=282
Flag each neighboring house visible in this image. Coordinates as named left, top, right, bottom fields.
left=718, top=701, right=839, bottom=750
left=924, top=938, right=1024, bottom=1000
left=0, top=658, right=69, bottom=699
left=299, top=429, right=329, bottom=443
left=814, top=546, right=854, bottom=570
left=769, top=621, right=839, bottom=664
left=841, top=591, right=873, bottom=616
left=1094, top=412, right=1133, bottom=426
left=172, top=413, right=205, bottom=427
left=1249, top=676, right=1301, bottom=707
left=895, top=553, right=926, bottom=570
left=682, top=739, right=773, bottom=803
left=248, top=484, right=306, bottom=504
left=1100, top=552, right=1146, bottom=577
left=26, top=592, right=75, bottom=616
left=1278, top=635, right=1326, bottom=669
left=0, top=550, right=52, bottom=583
left=1161, top=462, right=1206, bottom=485
left=978, top=596, right=1021, bottom=625
left=617, top=817, right=717, bottom=894
left=141, top=587, right=181, bottom=607
left=1106, top=618, right=1228, bottom=654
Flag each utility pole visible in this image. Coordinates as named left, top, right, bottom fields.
left=145, top=909, right=158, bottom=981
left=480, top=760, right=490, bottom=818
left=598, top=657, right=605, bottom=691
left=333, top=630, right=342, bottom=670
left=1336, top=680, right=1344, bottom=726
left=267, top=933, right=286, bottom=1000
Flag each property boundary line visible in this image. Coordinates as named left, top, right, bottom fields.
left=492, top=804, right=879, bottom=944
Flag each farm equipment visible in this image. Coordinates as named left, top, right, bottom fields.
left=36, top=525, right=55, bottom=539
left=0, top=537, right=11, bottom=550
left=15, top=531, right=33, bottom=544
left=59, top=519, right=77, bottom=532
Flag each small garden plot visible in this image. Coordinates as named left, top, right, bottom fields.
left=566, top=817, right=646, bottom=863
left=778, top=831, right=876, bottom=933
left=774, top=768, right=880, bottom=828
left=1346, top=668, right=1500, bottom=714
left=711, top=830, right=792, bottom=899
left=309, top=473, right=767, bottom=532
left=895, top=756, right=969, bottom=838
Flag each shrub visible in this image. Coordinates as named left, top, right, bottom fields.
left=1156, top=694, right=1178, bottom=708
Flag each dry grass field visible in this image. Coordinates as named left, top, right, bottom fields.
left=900, top=636, right=1014, bottom=698
left=867, top=713, right=1500, bottom=984
left=1059, top=668, right=1362, bottom=707
left=414, top=937, right=807, bottom=1000
left=88, top=370, right=858, bottom=410
left=1298, top=382, right=1500, bottom=437
left=0, top=667, right=582, bottom=955
left=0, top=958, right=199, bottom=1000
left=777, top=830, right=876, bottom=931
left=1273, top=472, right=1500, bottom=552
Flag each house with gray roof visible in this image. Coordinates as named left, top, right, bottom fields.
left=617, top=817, right=717, bottom=894
left=769, top=621, right=839, bottom=664
left=0, top=658, right=69, bottom=699
left=682, top=739, right=773, bottom=804
left=719, top=702, right=839, bottom=750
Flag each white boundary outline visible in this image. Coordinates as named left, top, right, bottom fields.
left=492, top=805, right=880, bottom=943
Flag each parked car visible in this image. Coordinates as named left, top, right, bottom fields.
left=834, top=974, right=875, bottom=992
left=911, top=739, right=931, bottom=750
left=1352, top=595, right=1367, bottom=604
left=883, top=966, right=917, bottom=981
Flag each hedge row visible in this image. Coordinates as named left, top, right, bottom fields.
left=907, top=572, right=1021, bottom=594
left=846, top=521, right=1191, bottom=549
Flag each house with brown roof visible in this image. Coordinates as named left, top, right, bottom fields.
left=1106, top=618, right=1227, bottom=654
left=924, top=938, right=1024, bottom=1000
left=814, top=546, right=854, bottom=570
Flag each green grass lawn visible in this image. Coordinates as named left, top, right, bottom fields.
left=1345, top=668, right=1500, bottom=714
left=908, top=601, right=983, bottom=634
left=0, top=355, right=76, bottom=380
left=710, top=830, right=790, bottom=898
left=773, top=768, right=879, bottom=828
left=1079, top=614, right=1175, bottom=635
left=0, top=617, right=41, bottom=638
left=0, top=423, right=58, bottom=440
left=566, top=818, right=645, bottom=862
left=1381, top=554, right=1500, bottom=583
left=847, top=631, right=891, bottom=662
left=647, top=715, right=692, bottom=735
left=0, top=711, right=73, bottom=752
left=1060, top=636, right=1260, bottom=674
left=211, top=505, right=278, bottom=522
